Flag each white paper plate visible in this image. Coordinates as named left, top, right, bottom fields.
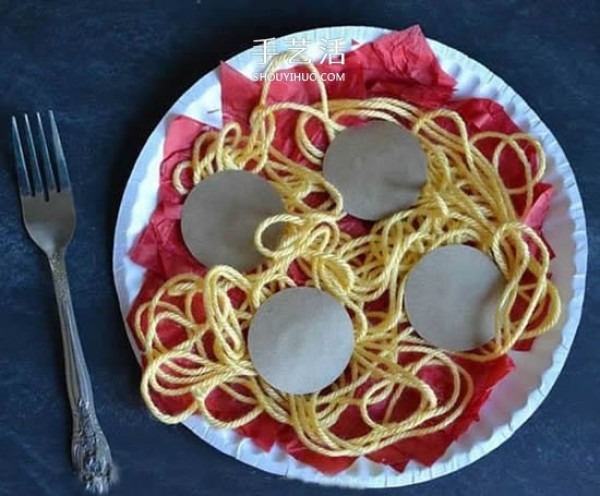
left=112, top=26, right=588, bottom=487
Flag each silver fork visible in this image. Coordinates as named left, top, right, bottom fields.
left=12, top=112, right=116, bottom=493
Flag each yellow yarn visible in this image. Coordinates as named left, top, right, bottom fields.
left=134, top=53, right=561, bottom=457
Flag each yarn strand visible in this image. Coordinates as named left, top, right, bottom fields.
left=134, top=54, right=561, bottom=456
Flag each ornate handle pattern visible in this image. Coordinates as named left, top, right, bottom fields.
left=49, top=252, right=116, bottom=493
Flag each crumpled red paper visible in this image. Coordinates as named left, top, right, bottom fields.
left=127, top=25, right=552, bottom=473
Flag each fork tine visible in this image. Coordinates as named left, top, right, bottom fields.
left=36, top=112, right=57, bottom=193
left=23, top=114, right=45, bottom=197
left=48, top=111, right=70, bottom=191
left=11, top=116, right=32, bottom=196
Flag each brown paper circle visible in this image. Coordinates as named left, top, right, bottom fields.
left=323, top=120, right=427, bottom=221
left=404, top=245, right=504, bottom=352
left=180, top=170, right=285, bottom=272
left=248, top=287, right=354, bottom=395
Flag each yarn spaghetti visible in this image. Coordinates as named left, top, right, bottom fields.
left=133, top=53, right=561, bottom=457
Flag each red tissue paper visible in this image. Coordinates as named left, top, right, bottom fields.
left=127, top=25, right=551, bottom=473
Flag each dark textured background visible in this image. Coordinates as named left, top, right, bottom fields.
left=0, top=1, right=598, bottom=495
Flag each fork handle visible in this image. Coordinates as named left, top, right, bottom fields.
left=48, top=252, right=116, bottom=494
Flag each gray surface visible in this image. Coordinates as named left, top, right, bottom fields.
left=181, top=170, right=284, bottom=271
left=404, top=245, right=503, bottom=352
left=323, top=121, right=427, bottom=220
left=248, top=287, right=354, bottom=394
left=0, top=1, right=598, bottom=495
